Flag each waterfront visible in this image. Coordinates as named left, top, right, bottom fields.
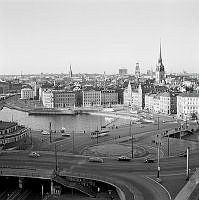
left=0, top=107, right=128, bottom=133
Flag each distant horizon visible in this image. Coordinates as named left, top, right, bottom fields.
left=1, top=0, right=198, bottom=75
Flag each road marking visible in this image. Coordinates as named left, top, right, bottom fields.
left=145, top=176, right=172, bottom=200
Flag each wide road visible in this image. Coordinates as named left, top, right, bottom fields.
left=1, top=149, right=199, bottom=200
left=41, top=119, right=198, bottom=155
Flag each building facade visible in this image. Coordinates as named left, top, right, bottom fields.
left=20, top=88, right=34, bottom=100
left=101, top=90, right=118, bottom=106
left=0, top=121, right=29, bottom=149
left=177, top=93, right=199, bottom=120
left=82, top=90, right=101, bottom=107
left=53, top=90, right=75, bottom=108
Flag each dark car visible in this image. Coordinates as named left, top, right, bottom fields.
left=118, top=156, right=131, bottom=161
left=179, top=152, right=187, bottom=157
left=144, top=158, right=155, bottom=163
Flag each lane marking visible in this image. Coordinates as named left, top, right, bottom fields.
left=145, top=176, right=172, bottom=200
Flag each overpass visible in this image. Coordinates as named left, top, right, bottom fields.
left=0, top=166, right=127, bottom=199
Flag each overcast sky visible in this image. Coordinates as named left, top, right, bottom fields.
left=0, top=0, right=198, bottom=75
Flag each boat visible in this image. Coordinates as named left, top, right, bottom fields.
left=91, top=129, right=109, bottom=138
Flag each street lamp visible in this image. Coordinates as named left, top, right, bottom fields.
left=186, top=147, right=190, bottom=181
left=129, top=121, right=133, bottom=159
left=55, top=143, right=58, bottom=172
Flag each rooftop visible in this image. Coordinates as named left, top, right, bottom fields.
left=0, top=121, right=18, bottom=130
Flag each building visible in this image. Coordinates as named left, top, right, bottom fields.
left=155, top=44, right=165, bottom=84
left=101, top=90, right=118, bottom=106
left=123, top=82, right=155, bottom=110
left=0, top=80, right=9, bottom=94
left=0, top=121, right=29, bottom=150
left=41, top=89, right=75, bottom=108
left=177, top=93, right=199, bottom=120
left=135, top=63, right=140, bottom=77
left=20, top=88, right=34, bottom=100
left=123, top=81, right=132, bottom=106
left=119, top=68, right=128, bottom=76
left=159, top=92, right=177, bottom=115
left=145, top=92, right=177, bottom=114
left=82, top=90, right=101, bottom=107
left=41, top=89, right=54, bottom=108
left=53, top=90, right=75, bottom=108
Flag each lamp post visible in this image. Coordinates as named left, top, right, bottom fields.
left=156, top=117, right=161, bottom=181
left=129, top=121, right=133, bottom=159
left=55, top=143, right=58, bottom=172
left=186, top=147, right=190, bottom=181
left=72, top=130, right=75, bottom=154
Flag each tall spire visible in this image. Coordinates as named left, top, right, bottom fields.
left=69, top=64, right=72, bottom=78
left=158, top=42, right=162, bottom=64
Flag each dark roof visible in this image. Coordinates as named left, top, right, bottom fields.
left=0, top=121, right=17, bottom=130
left=178, top=93, right=199, bottom=97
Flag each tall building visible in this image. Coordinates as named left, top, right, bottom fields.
left=155, top=44, right=165, bottom=84
left=119, top=68, right=128, bottom=76
left=135, top=63, right=140, bottom=77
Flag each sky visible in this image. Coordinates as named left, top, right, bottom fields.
left=0, top=0, right=199, bottom=75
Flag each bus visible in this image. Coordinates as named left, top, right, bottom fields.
left=91, top=130, right=109, bottom=138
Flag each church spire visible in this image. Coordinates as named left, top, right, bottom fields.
left=69, top=64, right=72, bottom=78
left=158, top=42, right=162, bottom=64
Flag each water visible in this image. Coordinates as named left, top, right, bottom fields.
left=0, top=107, right=122, bottom=132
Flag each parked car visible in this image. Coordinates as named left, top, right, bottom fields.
left=144, top=158, right=155, bottom=163
left=29, top=152, right=40, bottom=158
left=88, top=157, right=104, bottom=163
left=179, top=152, right=187, bottom=157
left=118, top=156, right=131, bottom=161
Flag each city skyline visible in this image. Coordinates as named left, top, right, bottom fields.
left=0, top=0, right=199, bottom=75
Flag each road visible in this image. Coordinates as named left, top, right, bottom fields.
left=1, top=148, right=199, bottom=200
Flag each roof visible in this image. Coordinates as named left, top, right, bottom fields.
left=0, top=121, right=18, bottom=130
left=178, top=93, right=199, bottom=98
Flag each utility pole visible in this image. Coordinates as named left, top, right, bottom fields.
left=49, top=122, right=52, bottom=143
left=186, top=147, right=190, bottom=181
left=167, top=131, right=170, bottom=157
left=55, top=143, right=58, bottom=172
left=129, top=121, right=133, bottom=159
left=72, top=130, right=75, bottom=153
left=96, top=126, right=99, bottom=144
left=157, top=116, right=161, bottom=180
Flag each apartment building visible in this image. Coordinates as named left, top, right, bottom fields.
left=177, top=93, right=199, bottom=120
left=101, top=90, right=118, bottom=106
left=21, top=88, right=34, bottom=100
left=82, top=90, right=101, bottom=107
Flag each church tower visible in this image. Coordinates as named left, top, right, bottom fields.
left=135, top=62, right=140, bottom=78
left=155, top=43, right=165, bottom=84
left=69, top=65, right=72, bottom=78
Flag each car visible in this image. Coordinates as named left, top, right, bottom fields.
left=29, top=152, right=40, bottom=158
left=41, top=130, right=50, bottom=135
left=144, top=158, right=155, bottom=163
left=179, top=152, right=187, bottom=157
left=118, top=156, right=131, bottom=161
left=162, top=120, right=166, bottom=123
left=88, top=157, right=104, bottom=163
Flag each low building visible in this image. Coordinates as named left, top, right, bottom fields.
left=0, top=121, right=29, bottom=150
left=177, top=93, right=199, bottom=120
left=21, top=88, right=34, bottom=100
